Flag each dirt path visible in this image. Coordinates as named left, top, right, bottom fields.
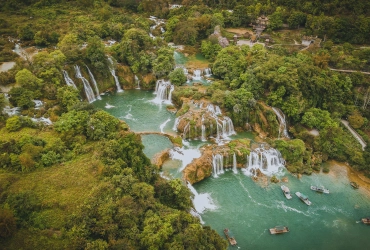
left=341, top=120, right=366, bottom=150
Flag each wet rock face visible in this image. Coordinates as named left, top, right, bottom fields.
left=152, top=149, right=170, bottom=168
left=183, top=140, right=251, bottom=184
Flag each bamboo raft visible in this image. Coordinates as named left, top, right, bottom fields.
left=224, top=228, right=237, bottom=246
left=269, top=226, right=290, bottom=234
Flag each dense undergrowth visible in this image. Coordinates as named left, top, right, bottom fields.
left=1, top=1, right=370, bottom=249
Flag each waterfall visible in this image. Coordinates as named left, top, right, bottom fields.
left=207, top=104, right=215, bottom=114
left=201, top=125, right=206, bottom=141
left=201, top=115, right=206, bottom=141
left=212, top=154, right=224, bottom=177
left=233, top=153, right=237, bottom=174
left=193, top=69, right=202, bottom=81
left=204, top=68, right=212, bottom=77
left=243, top=146, right=285, bottom=177
left=3, top=106, right=20, bottom=116
left=153, top=80, right=174, bottom=104
left=74, top=65, right=96, bottom=103
left=183, top=122, right=190, bottom=139
left=223, top=116, right=236, bottom=136
left=187, top=182, right=216, bottom=215
left=108, top=57, right=123, bottom=92
left=272, top=107, right=289, bottom=139
left=86, top=66, right=101, bottom=100
left=173, top=117, right=180, bottom=131
left=135, top=75, right=140, bottom=89
left=62, top=70, right=77, bottom=89
left=33, top=100, right=43, bottom=109
left=215, top=105, right=222, bottom=115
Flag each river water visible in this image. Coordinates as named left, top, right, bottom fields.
left=94, top=90, right=370, bottom=250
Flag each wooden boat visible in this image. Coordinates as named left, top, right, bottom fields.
left=361, top=218, right=370, bottom=224
left=223, top=228, right=237, bottom=246
left=269, top=226, right=290, bottom=234
left=350, top=182, right=359, bottom=189
left=295, top=192, right=312, bottom=206
left=310, top=185, right=329, bottom=194
left=281, top=185, right=292, bottom=199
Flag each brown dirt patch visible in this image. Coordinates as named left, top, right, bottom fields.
left=328, top=160, right=370, bottom=196
left=225, top=28, right=253, bottom=35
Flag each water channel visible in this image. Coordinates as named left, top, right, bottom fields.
left=94, top=90, right=370, bottom=250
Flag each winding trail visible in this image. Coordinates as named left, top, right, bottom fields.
left=341, top=120, right=367, bottom=151
left=329, top=68, right=370, bottom=75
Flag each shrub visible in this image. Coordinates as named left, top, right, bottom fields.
left=6, top=116, right=21, bottom=131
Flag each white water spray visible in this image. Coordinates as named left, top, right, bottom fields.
left=62, top=70, right=77, bottom=89
left=74, top=65, right=96, bottom=103
left=86, top=65, right=101, bottom=100
left=108, top=57, right=123, bottom=92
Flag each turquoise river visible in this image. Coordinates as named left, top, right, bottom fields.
left=94, top=90, right=370, bottom=250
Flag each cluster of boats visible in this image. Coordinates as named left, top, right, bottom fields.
left=224, top=182, right=366, bottom=245
left=281, top=184, right=329, bottom=206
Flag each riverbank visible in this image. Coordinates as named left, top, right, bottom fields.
left=328, top=160, right=370, bottom=196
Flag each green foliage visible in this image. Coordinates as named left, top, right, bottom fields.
left=56, top=86, right=81, bottom=111
left=152, top=47, right=175, bottom=77
left=275, top=139, right=306, bottom=169
left=212, top=46, right=247, bottom=82
left=58, top=33, right=82, bottom=62
left=173, top=21, right=198, bottom=46
left=6, top=116, right=21, bottom=132
left=169, top=68, right=186, bottom=86
left=5, top=191, right=41, bottom=223
left=0, top=208, right=17, bottom=238
left=54, top=110, right=90, bottom=139
left=85, top=36, right=107, bottom=72
left=348, top=111, right=365, bottom=129
left=301, top=108, right=338, bottom=130
left=154, top=178, right=193, bottom=210
left=15, top=69, right=43, bottom=96
left=32, top=50, right=66, bottom=86
left=40, top=151, right=61, bottom=167
left=201, top=40, right=222, bottom=62
left=114, top=28, right=153, bottom=73
left=86, top=110, right=119, bottom=140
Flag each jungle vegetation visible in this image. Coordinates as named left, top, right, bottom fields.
left=0, top=0, right=370, bottom=249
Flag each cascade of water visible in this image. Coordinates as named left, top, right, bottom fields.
left=215, top=105, right=222, bottom=115
left=108, top=57, right=123, bottom=92
left=223, top=116, right=236, bottom=136
left=201, top=124, right=206, bottom=141
left=193, top=69, right=202, bottom=81
left=62, top=70, right=77, bottom=89
left=74, top=65, right=96, bottom=103
left=212, top=154, right=224, bottom=177
left=233, top=153, right=238, bottom=174
left=201, top=115, right=206, bottom=141
left=168, top=85, right=174, bottom=101
left=215, top=119, right=222, bottom=142
left=86, top=65, right=102, bottom=100
left=207, top=104, right=215, bottom=114
left=32, top=100, right=43, bottom=109
left=173, top=117, right=180, bottom=131
left=183, top=122, right=190, bottom=139
left=3, top=106, right=20, bottom=116
left=204, top=68, right=212, bottom=77
left=244, top=146, right=285, bottom=177
left=272, top=107, right=289, bottom=139
left=154, top=80, right=174, bottom=104
left=135, top=75, right=140, bottom=89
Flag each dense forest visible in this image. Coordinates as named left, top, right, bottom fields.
left=1, top=0, right=370, bottom=249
